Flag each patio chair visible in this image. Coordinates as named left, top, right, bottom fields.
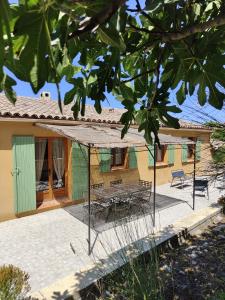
left=194, top=179, right=209, bottom=199
left=110, top=195, right=131, bottom=219
left=110, top=179, right=123, bottom=186
left=91, top=182, right=104, bottom=190
left=139, top=180, right=152, bottom=192
left=83, top=184, right=107, bottom=222
left=90, top=182, right=105, bottom=200
left=132, top=180, right=152, bottom=208
left=83, top=201, right=107, bottom=224
left=171, top=170, right=192, bottom=188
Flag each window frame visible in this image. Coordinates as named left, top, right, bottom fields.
left=35, top=137, right=68, bottom=202
left=156, top=145, right=167, bottom=163
left=111, top=147, right=127, bottom=169
left=187, top=137, right=197, bottom=159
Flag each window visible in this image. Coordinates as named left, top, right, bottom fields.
left=35, top=137, right=67, bottom=201
left=187, top=137, right=197, bottom=159
left=156, top=145, right=166, bottom=162
left=111, top=148, right=126, bottom=168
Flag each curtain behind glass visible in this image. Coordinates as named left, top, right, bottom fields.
left=156, top=146, right=163, bottom=162
left=35, top=139, right=47, bottom=183
left=115, top=148, right=122, bottom=165
left=52, top=139, right=65, bottom=187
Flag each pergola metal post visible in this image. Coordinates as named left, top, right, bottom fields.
left=146, top=144, right=156, bottom=227
left=88, top=143, right=91, bottom=255
left=193, top=143, right=196, bottom=210
left=153, top=142, right=156, bottom=227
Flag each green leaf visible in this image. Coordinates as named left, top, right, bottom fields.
left=98, top=26, right=126, bottom=51
left=62, top=65, right=81, bottom=80
left=188, top=83, right=195, bottom=96
left=0, top=0, right=14, bottom=63
left=193, top=3, right=201, bottom=16
left=0, top=16, right=4, bottom=80
left=94, top=99, right=102, bottom=114
left=64, top=87, right=76, bottom=105
left=134, top=78, right=146, bottom=98
left=176, top=82, right=186, bottom=105
left=120, top=110, right=134, bottom=139
left=1, top=74, right=17, bottom=104
left=145, top=0, right=162, bottom=12
left=119, top=83, right=135, bottom=101
left=71, top=95, right=81, bottom=119
left=116, top=7, right=127, bottom=32
left=166, top=105, right=182, bottom=113
left=205, top=2, right=214, bottom=12
left=208, top=87, right=224, bottom=109
left=198, top=82, right=206, bottom=106
left=14, top=10, right=53, bottom=92
left=87, top=74, right=97, bottom=85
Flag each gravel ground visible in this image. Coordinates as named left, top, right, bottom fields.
left=159, top=216, right=225, bottom=300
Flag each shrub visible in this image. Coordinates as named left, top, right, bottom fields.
left=0, top=265, right=30, bottom=300
left=218, top=195, right=225, bottom=214
left=211, top=292, right=225, bottom=300
left=213, top=147, right=225, bottom=164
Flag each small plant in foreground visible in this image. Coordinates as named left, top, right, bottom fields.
left=218, top=195, right=225, bottom=213
left=101, top=251, right=164, bottom=300
left=211, top=291, right=225, bottom=300
left=95, top=213, right=164, bottom=300
left=0, top=264, right=30, bottom=300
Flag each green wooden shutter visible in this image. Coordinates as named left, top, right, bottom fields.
left=148, top=145, right=154, bottom=167
left=13, top=136, right=36, bottom=213
left=182, top=144, right=188, bottom=163
left=99, top=148, right=111, bottom=173
left=196, top=140, right=201, bottom=161
left=72, top=142, right=88, bottom=200
left=128, top=147, right=137, bottom=169
left=168, top=144, right=175, bottom=165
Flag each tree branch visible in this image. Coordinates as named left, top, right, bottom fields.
left=121, top=68, right=155, bottom=83
left=127, top=21, right=152, bottom=34
left=68, top=0, right=126, bottom=38
left=160, top=14, right=225, bottom=42
left=148, top=49, right=164, bottom=111
left=135, top=0, right=164, bottom=32
left=134, top=0, right=225, bottom=43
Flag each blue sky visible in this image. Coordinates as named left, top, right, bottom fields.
left=8, top=0, right=225, bottom=123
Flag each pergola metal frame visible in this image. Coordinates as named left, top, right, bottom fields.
left=35, top=123, right=196, bottom=255
left=85, top=141, right=197, bottom=255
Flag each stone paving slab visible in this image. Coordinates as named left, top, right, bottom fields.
left=0, top=182, right=223, bottom=299
left=32, top=205, right=222, bottom=300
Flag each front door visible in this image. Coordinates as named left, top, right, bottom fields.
left=35, top=137, right=67, bottom=202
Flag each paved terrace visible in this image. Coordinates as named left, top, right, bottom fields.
left=0, top=180, right=224, bottom=298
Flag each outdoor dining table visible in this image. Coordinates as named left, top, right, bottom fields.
left=91, top=183, right=151, bottom=203
left=117, top=183, right=151, bottom=194
left=87, top=182, right=152, bottom=223
left=91, top=186, right=125, bottom=201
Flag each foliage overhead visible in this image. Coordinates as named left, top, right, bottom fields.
left=207, top=121, right=225, bottom=140
left=206, top=121, right=225, bottom=163
left=0, top=0, right=225, bottom=143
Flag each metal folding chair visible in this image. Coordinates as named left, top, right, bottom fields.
left=194, top=179, right=209, bottom=199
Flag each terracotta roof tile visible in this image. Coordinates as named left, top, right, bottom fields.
left=0, top=93, right=209, bottom=130
left=0, top=94, right=124, bottom=124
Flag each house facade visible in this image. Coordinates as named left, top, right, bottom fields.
left=0, top=94, right=212, bottom=221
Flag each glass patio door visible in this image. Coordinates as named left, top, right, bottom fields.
left=35, top=137, right=67, bottom=201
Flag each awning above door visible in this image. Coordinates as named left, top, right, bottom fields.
left=36, top=123, right=195, bottom=148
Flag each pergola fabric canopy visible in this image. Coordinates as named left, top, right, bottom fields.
left=36, top=123, right=195, bottom=148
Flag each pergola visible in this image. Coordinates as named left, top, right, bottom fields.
left=37, top=123, right=196, bottom=254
